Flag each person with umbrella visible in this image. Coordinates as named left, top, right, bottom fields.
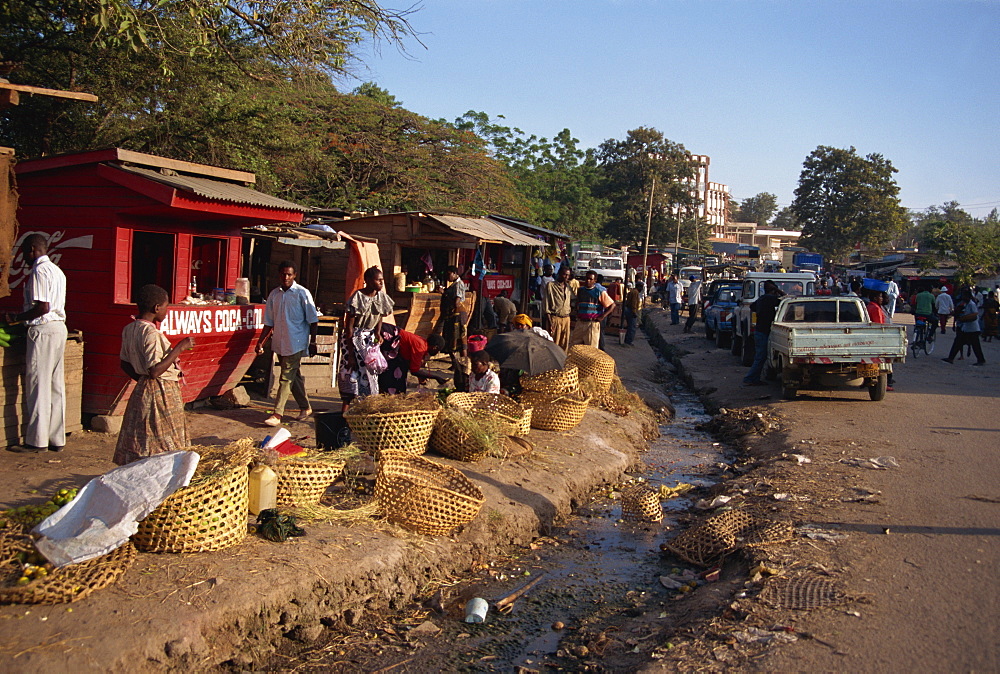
left=570, top=270, right=616, bottom=349
left=485, top=326, right=567, bottom=396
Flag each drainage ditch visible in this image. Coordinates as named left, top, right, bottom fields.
left=269, top=339, right=740, bottom=673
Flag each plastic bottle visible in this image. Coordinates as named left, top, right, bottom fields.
left=248, top=464, right=278, bottom=515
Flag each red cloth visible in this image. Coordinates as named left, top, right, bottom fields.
left=398, top=329, right=428, bottom=374
left=867, top=301, right=886, bottom=324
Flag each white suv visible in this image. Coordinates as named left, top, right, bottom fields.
left=589, top=256, right=626, bottom=283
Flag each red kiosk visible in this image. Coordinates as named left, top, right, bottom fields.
left=4, top=149, right=308, bottom=421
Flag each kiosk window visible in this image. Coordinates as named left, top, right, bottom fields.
left=131, top=231, right=174, bottom=302
left=192, top=237, right=229, bottom=295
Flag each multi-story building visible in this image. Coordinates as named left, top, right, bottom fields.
left=683, top=155, right=730, bottom=237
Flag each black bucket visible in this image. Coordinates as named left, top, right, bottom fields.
left=316, top=411, right=352, bottom=450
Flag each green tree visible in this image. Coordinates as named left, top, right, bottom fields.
left=922, top=219, right=1000, bottom=284
left=771, top=206, right=800, bottom=230
left=596, top=127, right=699, bottom=248
left=455, top=113, right=608, bottom=238
left=793, top=146, right=908, bottom=260
left=737, top=192, right=778, bottom=227
left=0, top=0, right=417, bottom=78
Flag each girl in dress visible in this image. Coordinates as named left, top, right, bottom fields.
left=113, top=285, right=194, bottom=465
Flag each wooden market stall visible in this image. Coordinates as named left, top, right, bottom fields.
left=331, top=212, right=547, bottom=333
left=1, top=148, right=310, bottom=423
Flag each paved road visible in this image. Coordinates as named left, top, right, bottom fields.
left=654, top=310, right=1000, bottom=671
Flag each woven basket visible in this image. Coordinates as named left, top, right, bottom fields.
left=520, top=365, right=579, bottom=395
left=345, top=409, right=439, bottom=458
left=273, top=458, right=345, bottom=507
left=445, top=392, right=532, bottom=437
left=622, top=485, right=663, bottom=523
left=0, top=533, right=137, bottom=605
left=430, top=411, right=495, bottom=462
left=374, top=451, right=484, bottom=536
left=665, top=509, right=756, bottom=566
left=133, top=463, right=249, bottom=553
left=519, top=390, right=591, bottom=432
left=566, top=345, right=616, bottom=395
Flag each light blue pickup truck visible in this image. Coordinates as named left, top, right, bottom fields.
left=766, top=296, right=907, bottom=401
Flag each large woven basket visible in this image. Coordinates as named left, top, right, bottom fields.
left=133, top=463, right=249, bottom=553
left=566, top=345, right=616, bottom=395
left=430, top=411, right=495, bottom=462
left=445, top=392, right=532, bottom=437
left=374, top=451, right=484, bottom=536
left=520, top=365, right=579, bottom=395
left=0, top=532, right=137, bottom=605
left=345, top=409, right=439, bottom=458
left=273, top=457, right=345, bottom=507
left=622, top=485, right=663, bottom=523
left=519, top=390, right=591, bottom=432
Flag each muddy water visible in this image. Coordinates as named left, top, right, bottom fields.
left=278, top=380, right=734, bottom=672
left=474, top=384, right=732, bottom=671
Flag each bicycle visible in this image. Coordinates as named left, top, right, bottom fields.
left=911, top=315, right=938, bottom=357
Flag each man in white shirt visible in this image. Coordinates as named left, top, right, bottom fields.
left=255, top=261, right=319, bottom=426
left=935, top=288, right=954, bottom=334
left=885, top=278, right=900, bottom=319
left=9, top=234, right=68, bottom=453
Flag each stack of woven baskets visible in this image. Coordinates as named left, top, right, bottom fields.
left=519, top=362, right=591, bottom=432
left=342, top=395, right=484, bottom=536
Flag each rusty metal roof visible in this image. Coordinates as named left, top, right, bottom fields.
left=113, top=164, right=310, bottom=212
left=428, top=215, right=541, bottom=246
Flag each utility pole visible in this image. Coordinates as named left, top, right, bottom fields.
left=642, top=175, right=655, bottom=293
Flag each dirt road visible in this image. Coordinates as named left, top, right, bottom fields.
left=649, top=309, right=1000, bottom=671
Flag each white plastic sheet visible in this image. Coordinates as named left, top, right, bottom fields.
left=32, top=451, right=200, bottom=567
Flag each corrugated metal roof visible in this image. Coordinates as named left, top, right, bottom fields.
left=429, top=215, right=541, bottom=246
left=488, top=214, right=570, bottom=240
left=113, top=164, right=310, bottom=212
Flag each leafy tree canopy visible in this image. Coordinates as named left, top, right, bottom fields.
left=1, top=0, right=418, bottom=78
left=771, top=206, right=800, bottom=230
left=737, top=192, right=778, bottom=227
left=793, top=145, right=908, bottom=260
left=596, top=127, right=699, bottom=248
left=456, top=112, right=608, bottom=238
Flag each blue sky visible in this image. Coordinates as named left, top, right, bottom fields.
left=358, top=0, right=999, bottom=219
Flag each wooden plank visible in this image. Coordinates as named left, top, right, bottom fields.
left=0, top=82, right=98, bottom=102
left=16, top=148, right=255, bottom=184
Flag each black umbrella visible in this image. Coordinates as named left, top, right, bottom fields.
left=484, top=331, right=566, bottom=375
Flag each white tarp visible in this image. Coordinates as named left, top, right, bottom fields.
left=32, top=451, right=200, bottom=567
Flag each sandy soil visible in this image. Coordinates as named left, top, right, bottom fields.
left=0, top=351, right=659, bottom=672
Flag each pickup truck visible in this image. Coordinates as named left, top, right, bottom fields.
left=730, top=272, right=817, bottom=366
left=703, top=280, right=742, bottom=348
left=766, top=296, right=907, bottom=401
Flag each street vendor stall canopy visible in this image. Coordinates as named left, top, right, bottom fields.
left=427, top=215, right=541, bottom=246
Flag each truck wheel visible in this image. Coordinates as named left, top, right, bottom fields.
left=716, top=329, right=731, bottom=350
left=705, top=322, right=714, bottom=340
left=730, top=330, right=742, bottom=356
left=741, top=334, right=755, bottom=366
left=764, top=355, right=779, bottom=381
left=782, top=385, right=797, bottom=400
left=868, top=373, right=887, bottom=401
